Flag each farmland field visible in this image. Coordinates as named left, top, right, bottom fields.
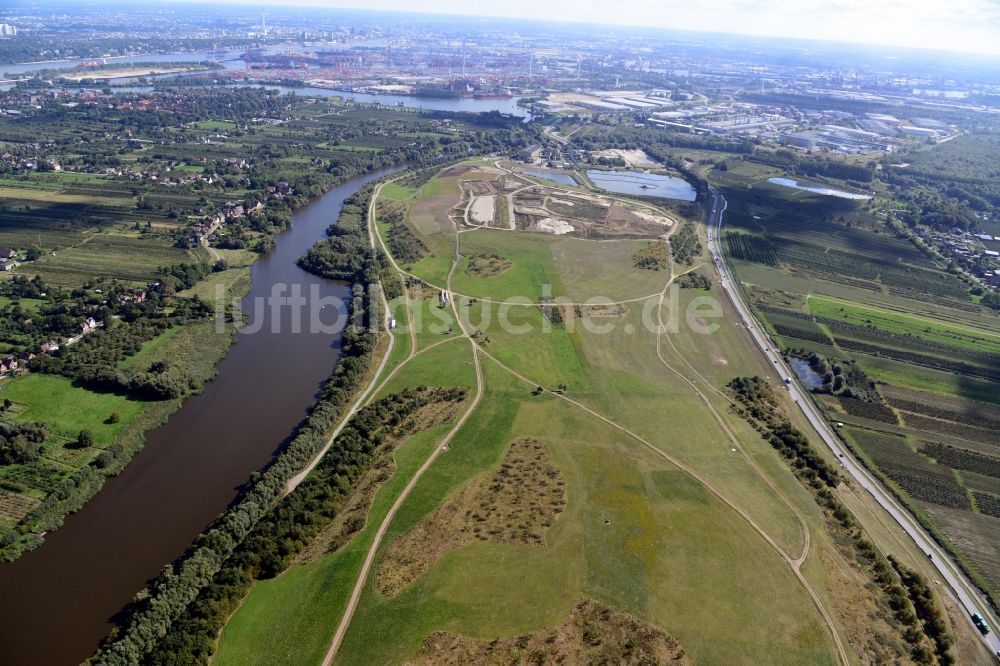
left=719, top=165, right=1000, bottom=607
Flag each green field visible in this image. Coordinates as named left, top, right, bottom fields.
left=808, top=295, right=1000, bottom=354
left=0, top=374, right=147, bottom=445
left=212, top=160, right=947, bottom=666
left=219, top=357, right=836, bottom=665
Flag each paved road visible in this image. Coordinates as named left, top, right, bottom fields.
left=706, top=187, right=1000, bottom=657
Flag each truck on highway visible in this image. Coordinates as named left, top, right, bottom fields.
left=971, top=612, right=991, bottom=636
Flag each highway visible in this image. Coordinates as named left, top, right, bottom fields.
left=706, top=187, right=1000, bottom=658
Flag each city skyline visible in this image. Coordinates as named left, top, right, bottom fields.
left=161, top=0, right=1000, bottom=57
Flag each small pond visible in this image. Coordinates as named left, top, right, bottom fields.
left=586, top=170, right=696, bottom=201
left=768, top=177, right=872, bottom=201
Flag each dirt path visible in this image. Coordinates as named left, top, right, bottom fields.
left=469, top=341, right=849, bottom=666
left=321, top=345, right=483, bottom=666
left=201, top=237, right=221, bottom=262
left=321, top=184, right=486, bottom=666
left=321, top=168, right=848, bottom=666
left=364, top=336, right=463, bottom=407
left=283, top=183, right=398, bottom=495
left=652, top=261, right=810, bottom=563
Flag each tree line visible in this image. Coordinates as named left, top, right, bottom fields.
left=30, top=300, right=213, bottom=400
left=91, top=171, right=393, bottom=665
left=139, top=386, right=467, bottom=664
left=728, top=376, right=840, bottom=488
left=0, top=422, right=48, bottom=466
left=729, top=375, right=954, bottom=663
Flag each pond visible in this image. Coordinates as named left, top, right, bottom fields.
left=767, top=177, right=872, bottom=201
left=524, top=169, right=577, bottom=186
left=585, top=170, right=696, bottom=201
left=788, top=356, right=826, bottom=390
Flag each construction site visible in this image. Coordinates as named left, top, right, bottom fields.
left=452, top=165, right=675, bottom=239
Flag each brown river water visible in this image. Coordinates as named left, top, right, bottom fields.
left=0, top=168, right=394, bottom=665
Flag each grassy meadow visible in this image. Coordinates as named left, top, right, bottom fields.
left=213, top=160, right=954, bottom=665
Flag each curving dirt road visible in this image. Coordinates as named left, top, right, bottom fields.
left=321, top=181, right=486, bottom=666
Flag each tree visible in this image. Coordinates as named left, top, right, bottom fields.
left=77, top=429, right=95, bottom=448
left=107, top=412, right=120, bottom=424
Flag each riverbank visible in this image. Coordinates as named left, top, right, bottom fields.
left=0, top=267, right=249, bottom=563
left=60, top=65, right=211, bottom=82
left=90, top=179, right=395, bottom=665
left=0, top=168, right=396, bottom=666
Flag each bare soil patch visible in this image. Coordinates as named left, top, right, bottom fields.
left=376, top=438, right=566, bottom=596
left=441, top=165, right=474, bottom=177
left=509, top=183, right=669, bottom=239
left=469, top=196, right=497, bottom=225
left=408, top=598, right=688, bottom=665
left=462, top=180, right=498, bottom=197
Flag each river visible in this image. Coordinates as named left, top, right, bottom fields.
left=0, top=167, right=394, bottom=665
left=1, top=51, right=530, bottom=118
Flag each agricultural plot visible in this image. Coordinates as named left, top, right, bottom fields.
left=846, top=428, right=970, bottom=510
left=922, top=503, right=1000, bottom=601
left=21, top=234, right=194, bottom=286
left=720, top=168, right=1000, bottom=606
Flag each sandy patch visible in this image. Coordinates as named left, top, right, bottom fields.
left=593, top=148, right=662, bottom=169
left=469, top=196, right=495, bottom=225
left=533, top=218, right=574, bottom=235
left=632, top=208, right=674, bottom=227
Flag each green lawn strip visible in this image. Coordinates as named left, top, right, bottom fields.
left=119, top=327, right=181, bottom=369
left=409, top=296, right=457, bottom=351
left=467, top=300, right=591, bottom=392
left=808, top=295, right=1000, bottom=353
left=374, top=339, right=476, bottom=401
left=0, top=297, right=46, bottom=312
left=215, top=369, right=478, bottom=665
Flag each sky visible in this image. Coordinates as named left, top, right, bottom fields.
left=179, top=0, right=1000, bottom=56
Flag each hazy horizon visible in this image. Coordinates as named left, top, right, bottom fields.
left=151, top=0, right=1000, bottom=57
